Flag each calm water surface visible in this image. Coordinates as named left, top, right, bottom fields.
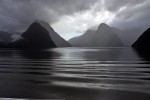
left=0, top=48, right=150, bottom=100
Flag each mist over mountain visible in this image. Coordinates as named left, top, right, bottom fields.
left=69, top=23, right=123, bottom=47
left=0, top=21, right=148, bottom=49
left=92, top=23, right=123, bottom=47
left=0, top=1, right=150, bottom=99
left=69, top=30, right=96, bottom=47
left=0, top=21, right=71, bottom=49
left=0, top=31, right=12, bottom=42
left=110, top=27, right=146, bottom=46
left=0, top=31, right=22, bottom=43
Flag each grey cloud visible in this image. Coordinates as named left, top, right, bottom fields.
left=0, top=0, right=98, bottom=32
left=106, top=0, right=150, bottom=30
left=0, top=0, right=150, bottom=34
left=103, top=0, right=147, bottom=12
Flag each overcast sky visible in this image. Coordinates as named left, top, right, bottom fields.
left=0, top=0, right=150, bottom=40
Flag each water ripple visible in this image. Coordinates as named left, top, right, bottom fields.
left=0, top=48, right=150, bottom=100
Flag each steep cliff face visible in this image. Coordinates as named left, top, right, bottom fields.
left=38, top=21, right=71, bottom=47
left=132, top=27, right=150, bottom=49
left=12, top=21, right=57, bottom=49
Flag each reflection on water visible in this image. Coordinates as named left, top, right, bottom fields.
left=0, top=48, right=150, bottom=100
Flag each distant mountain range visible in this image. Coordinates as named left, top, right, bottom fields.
left=69, top=23, right=147, bottom=47
left=69, top=23, right=123, bottom=47
left=0, top=20, right=149, bottom=50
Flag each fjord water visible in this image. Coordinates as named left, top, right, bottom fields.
left=0, top=48, right=150, bottom=100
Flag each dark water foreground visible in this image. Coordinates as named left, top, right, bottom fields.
left=0, top=48, right=150, bottom=100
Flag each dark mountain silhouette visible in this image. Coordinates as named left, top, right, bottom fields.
left=11, top=21, right=57, bottom=48
left=132, top=27, right=150, bottom=49
left=69, top=23, right=123, bottom=47
left=0, top=20, right=71, bottom=49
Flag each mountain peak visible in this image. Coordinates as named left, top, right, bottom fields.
left=99, top=23, right=109, bottom=27
left=100, top=23, right=107, bottom=26
left=96, top=23, right=112, bottom=33
left=20, top=20, right=57, bottom=48
left=34, top=20, right=46, bottom=24
left=33, top=20, right=54, bottom=31
left=98, top=23, right=110, bottom=30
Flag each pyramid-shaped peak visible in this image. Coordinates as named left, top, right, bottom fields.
left=96, top=23, right=111, bottom=33
left=35, top=20, right=47, bottom=23
left=36, top=20, right=55, bottom=31
left=35, top=20, right=49, bottom=25
left=99, top=23, right=109, bottom=27
left=98, top=23, right=110, bottom=29
left=100, top=23, right=108, bottom=26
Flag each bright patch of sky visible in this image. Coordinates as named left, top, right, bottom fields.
left=52, top=2, right=115, bottom=40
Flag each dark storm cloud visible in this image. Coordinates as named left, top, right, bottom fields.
left=0, top=0, right=98, bottom=32
left=0, top=0, right=150, bottom=33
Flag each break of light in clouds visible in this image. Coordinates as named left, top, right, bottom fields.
left=0, top=0, right=150, bottom=40
left=52, top=1, right=115, bottom=40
